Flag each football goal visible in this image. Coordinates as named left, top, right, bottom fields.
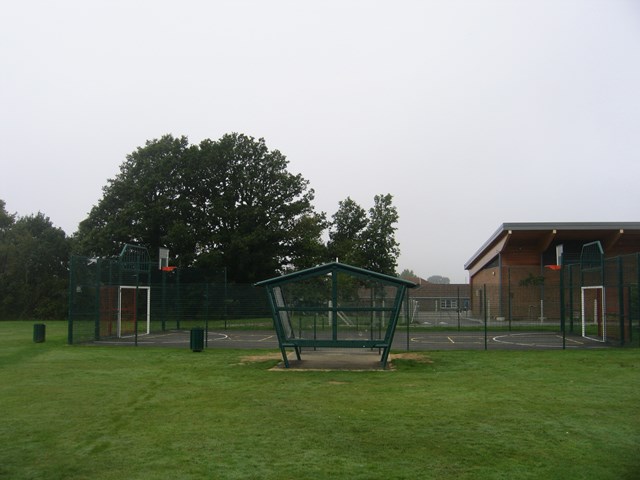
left=581, top=286, right=606, bottom=342
left=118, top=286, right=151, bottom=337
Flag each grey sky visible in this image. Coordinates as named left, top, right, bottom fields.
left=1, top=0, right=639, bottom=282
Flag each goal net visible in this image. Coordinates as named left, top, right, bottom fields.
left=581, top=286, right=606, bottom=342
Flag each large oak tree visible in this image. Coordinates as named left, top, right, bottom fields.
left=75, top=133, right=327, bottom=283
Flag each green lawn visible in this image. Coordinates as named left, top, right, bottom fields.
left=1, top=321, right=638, bottom=480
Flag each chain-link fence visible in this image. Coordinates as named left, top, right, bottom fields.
left=69, top=250, right=639, bottom=349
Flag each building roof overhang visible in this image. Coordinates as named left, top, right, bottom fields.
left=464, top=222, right=640, bottom=276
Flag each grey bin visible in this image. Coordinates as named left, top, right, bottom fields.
left=190, top=328, right=204, bottom=352
left=33, top=324, right=46, bottom=343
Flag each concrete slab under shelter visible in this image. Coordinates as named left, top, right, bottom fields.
left=272, top=348, right=389, bottom=371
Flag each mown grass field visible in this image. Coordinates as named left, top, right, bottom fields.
left=1, top=321, right=638, bottom=479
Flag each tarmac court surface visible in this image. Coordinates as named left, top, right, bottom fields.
left=94, top=329, right=607, bottom=351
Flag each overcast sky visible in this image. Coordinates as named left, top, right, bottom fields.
left=1, top=0, right=639, bottom=282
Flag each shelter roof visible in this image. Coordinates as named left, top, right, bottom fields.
left=254, top=262, right=418, bottom=288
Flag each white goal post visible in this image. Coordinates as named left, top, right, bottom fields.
left=581, top=286, right=606, bottom=342
left=118, top=286, right=151, bottom=337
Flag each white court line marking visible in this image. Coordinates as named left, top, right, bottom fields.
left=492, top=333, right=588, bottom=348
left=409, top=336, right=482, bottom=344
left=219, top=334, right=275, bottom=342
left=209, top=333, right=229, bottom=341
left=564, top=336, right=585, bottom=345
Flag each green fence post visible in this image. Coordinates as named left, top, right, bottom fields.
left=161, top=269, right=166, bottom=332
left=618, top=257, right=625, bottom=346
left=67, top=256, right=75, bottom=345
left=223, top=267, right=228, bottom=330
left=94, top=259, right=101, bottom=341
left=176, top=268, right=181, bottom=330
left=568, top=265, right=574, bottom=333
left=484, top=284, right=488, bottom=350
left=508, top=267, right=512, bottom=331
left=134, top=278, right=139, bottom=347
left=406, top=289, right=410, bottom=351
left=560, top=258, right=566, bottom=350
left=457, top=286, right=461, bottom=332
left=636, top=253, right=640, bottom=347
left=332, top=269, right=338, bottom=341
left=205, top=282, right=209, bottom=347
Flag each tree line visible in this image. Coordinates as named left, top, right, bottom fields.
left=0, top=133, right=401, bottom=320
left=0, top=201, right=69, bottom=319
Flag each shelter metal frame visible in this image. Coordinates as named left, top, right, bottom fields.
left=255, top=262, right=417, bottom=368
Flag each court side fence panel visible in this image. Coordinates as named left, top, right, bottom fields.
left=400, top=254, right=639, bottom=349
left=69, top=252, right=639, bottom=349
left=562, top=253, right=639, bottom=347
left=68, top=255, right=270, bottom=344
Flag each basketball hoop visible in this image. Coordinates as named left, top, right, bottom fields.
left=161, top=266, right=177, bottom=272
left=545, top=265, right=561, bottom=271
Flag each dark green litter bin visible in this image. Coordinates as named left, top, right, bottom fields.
left=190, top=328, right=204, bottom=352
left=33, top=324, right=46, bottom=343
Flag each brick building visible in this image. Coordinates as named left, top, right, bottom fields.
left=463, top=222, right=640, bottom=331
left=406, top=276, right=470, bottom=313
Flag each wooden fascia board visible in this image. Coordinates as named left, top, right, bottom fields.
left=467, top=232, right=511, bottom=278
left=537, top=229, right=557, bottom=253
left=602, top=229, right=624, bottom=252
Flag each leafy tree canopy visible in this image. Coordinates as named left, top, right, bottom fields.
left=327, top=197, right=368, bottom=265
left=400, top=269, right=416, bottom=279
left=0, top=199, right=15, bottom=232
left=0, top=208, right=69, bottom=319
left=74, top=133, right=326, bottom=283
left=427, top=275, right=450, bottom=284
left=328, top=194, right=400, bottom=276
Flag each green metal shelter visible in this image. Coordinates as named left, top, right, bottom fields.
left=255, top=262, right=417, bottom=368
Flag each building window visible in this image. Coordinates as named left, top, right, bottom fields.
left=440, top=299, right=458, bottom=310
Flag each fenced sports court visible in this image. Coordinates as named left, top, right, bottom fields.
left=68, top=245, right=640, bottom=351
left=67, top=245, right=270, bottom=345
